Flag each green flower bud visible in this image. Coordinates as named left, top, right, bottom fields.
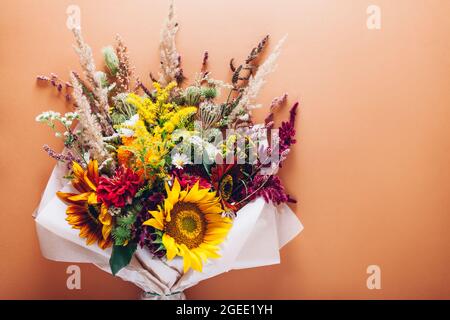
left=201, top=87, right=218, bottom=99
left=102, top=46, right=119, bottom=76
left=184, top=86, right=202, bottom=106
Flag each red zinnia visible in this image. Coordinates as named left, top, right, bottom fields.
left=97, top=166, right=142, bottom=208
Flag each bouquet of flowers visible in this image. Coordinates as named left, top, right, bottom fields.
left=34, top=1, right=302, bottom=299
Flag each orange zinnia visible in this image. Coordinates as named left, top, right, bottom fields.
left=57, top=160, right=113, bottom=249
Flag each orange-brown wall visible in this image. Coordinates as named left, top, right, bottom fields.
left=0, top=0, right=449, bottom=299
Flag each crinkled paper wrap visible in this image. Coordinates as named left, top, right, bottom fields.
left=33, top=163, right=303, bottom=299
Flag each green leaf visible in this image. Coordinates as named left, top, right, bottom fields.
left=135, top=184, right=151, bottom=198
left=109, top=242, right=137, bottom=276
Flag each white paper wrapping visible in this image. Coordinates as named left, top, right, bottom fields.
left=34, top=163, right=303, bottom=299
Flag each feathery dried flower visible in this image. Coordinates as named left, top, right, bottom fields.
left=265, top=93, right=288, bottom=128
left=115, top=34, right=134, bottom=92
left=158, top=0, right=184, bottom=85
left=70, top=72, right=108, bottom=162
left=72, top=27, right=114, bottom=135
left=270, top=93, right=288, bottom=113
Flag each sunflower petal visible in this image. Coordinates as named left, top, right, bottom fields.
left=199, top=244, right=221, bottom=259
left=162, top=234, right=178, bottom=260
left=149, top=210, right=165, bottom=227
left=57, top=192, right=79, bottom=204
left=87, top=192, right=99, bottom=205
left=143, top=218, right=164, bottom=230
left=192, top=248, right=208, bottom=263
left=164, top=198, right=174, bottom=222
left=186, top=188, right=209, bottom=203
left=205, top=227, right=231, bottom=236
left=179, top=244, right=192, bottom=273
left=189, top=251, right=203, bottom=272
left=199, top=204, right=224, bottom=214
left=182, top=181, right=199, bottom=202
left=102, top=224, right=112, bottom=240
left=83, top=171, right=97, bottom=192
left=65, top=204, right=86, bottom=214
left=169, top=178, right=181, bottom=204
left=99, top=238, right=112, bottom=249
left=87, top=159, right=99, bottom=184
left=67, top=192, right=90, bottom=202
left=71, top=161, right=84, bottom=180
left=98, top=204, right=112, bottom=226
left=207, top=222, right=232, bottom=229
left=205, top=213, right=229, bottom=222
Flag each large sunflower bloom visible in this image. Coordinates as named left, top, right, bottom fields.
left=143, top=179, right=232, bottom=273
left=57, top=161, right=113, bottom=249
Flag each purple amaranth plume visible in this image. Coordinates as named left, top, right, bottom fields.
left=245, top=174, right=295, bottom=205
left=279, top=102, right=298, bottom=154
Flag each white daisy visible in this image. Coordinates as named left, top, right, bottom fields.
left=171, top=153, right=191, bottom=169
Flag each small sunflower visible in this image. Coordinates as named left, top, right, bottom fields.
left=143, top=178, right=232, bottom=272
left=57, top=160, right=113, bottom=249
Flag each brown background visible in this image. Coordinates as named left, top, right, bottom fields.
left=0, top=0, right=449, bottom=299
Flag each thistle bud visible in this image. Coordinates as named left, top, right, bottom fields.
left=102, top=46, right=119, bottom=76
left=201, top=87, right=218, bottom=99
left=184, top=86, right=202, bottom=106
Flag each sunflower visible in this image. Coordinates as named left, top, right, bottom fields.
left=211, top=162, right=241, bottom=211
left=57, top=160, right=113, bottom=249
left=143, top=178, right=232, bottom=272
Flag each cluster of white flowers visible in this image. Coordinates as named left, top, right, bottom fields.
left=35, top=111, right=79, bottom=136
left=35, top=111, right=61, bottom=122
left=36, top=111, right=79, bottom=124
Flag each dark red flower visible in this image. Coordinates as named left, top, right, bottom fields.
left=171, top=169, right=211, bottom=189
left=97, top=166, right=142, bottom=208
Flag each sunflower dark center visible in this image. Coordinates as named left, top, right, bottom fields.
left=86, top=204, right=100, bottom=224
left=220, top=174, right=233, bottom=200
left=165, top=202, right=206, bottom=249
left=181, top=216, right=197, bottom=232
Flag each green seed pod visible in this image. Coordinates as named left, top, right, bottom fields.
left=102, top=46, right=119, bottom=76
